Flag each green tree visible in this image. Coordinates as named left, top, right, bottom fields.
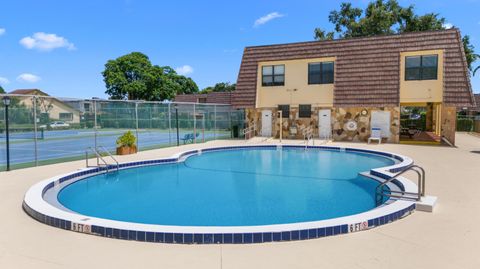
left=202, top=82, right=236, bottom=93
left=463, top=36, right=480, bottom=76
left=314, top=0, right=477, bottom=71
left=102, top=52, right=199, bottom=101
left=0, top=85, right=5, bottom=93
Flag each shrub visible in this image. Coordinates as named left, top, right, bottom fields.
left=116, top=130, right=136, bottom=147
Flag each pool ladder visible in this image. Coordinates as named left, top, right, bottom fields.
left=85, top=146, right=119, bottom=173
left=375, top=165, right=425, bottom=206
left=301, top=126, right=314, bottom=149
left=243, top=123, right=256, bottom=140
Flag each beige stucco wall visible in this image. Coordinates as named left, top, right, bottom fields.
left=400, top=50, right=444, bottom=103
left=255, top=57, right=335, bottom=109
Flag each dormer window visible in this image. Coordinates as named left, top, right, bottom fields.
left=405, top=55, right=438, bottom=80
left=262, top=65, right=285, bottom=86
left=308, top=62, right=334, bottom=84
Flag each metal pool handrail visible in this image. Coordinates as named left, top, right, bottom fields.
left=85, top=146, right=119, bottom=173
left=243, top=123, right=256, bottom=141
left=301, top=126, right=314, bottom=149
left=375, top=164, right=425, bottom=206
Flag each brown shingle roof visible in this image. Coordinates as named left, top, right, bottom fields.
left=174, top=91, right=232, bottom=104
left=233, top=29, right=474, bottom=108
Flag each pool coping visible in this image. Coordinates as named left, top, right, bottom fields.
left=23, top=144, right=417, bottom=244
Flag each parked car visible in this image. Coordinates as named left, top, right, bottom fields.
left=39, top=121, right=70, bottom=129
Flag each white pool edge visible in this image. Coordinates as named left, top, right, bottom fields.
left=23, top=144, right=417, bottom=243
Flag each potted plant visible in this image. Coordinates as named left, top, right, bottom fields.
left=116, top=130, right=137, bottom=155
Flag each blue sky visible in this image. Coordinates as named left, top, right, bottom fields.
left=0, top=0, right=479, bottom=98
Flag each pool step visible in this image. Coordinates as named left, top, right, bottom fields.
left=415, top=196, right=437, bottom=212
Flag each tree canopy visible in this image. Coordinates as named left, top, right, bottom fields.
left=201, top=82, right=236, bottom=93
left=102, top=52, right=199, bottom=101
left=0, top=86, right=5, bottom=94
left=314, top=0, right=477, bottom=72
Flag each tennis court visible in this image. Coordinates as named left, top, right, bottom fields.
left=0, top=128, right=231, bottom=168
left=0, top=95, right=244, bottom=170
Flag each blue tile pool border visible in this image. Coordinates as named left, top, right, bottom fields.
left=23, top=144, right=416, bottom=244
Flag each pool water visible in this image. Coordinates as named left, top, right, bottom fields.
left=58, top=148, right=395, bottom=226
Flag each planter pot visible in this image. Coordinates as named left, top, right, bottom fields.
left=116, top=145, right=137, bottom=155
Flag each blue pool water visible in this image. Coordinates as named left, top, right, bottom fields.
left=58, top=148, right=395, bottom=226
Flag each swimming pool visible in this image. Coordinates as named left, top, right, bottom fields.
left=24, top=145, right=417, bottom=244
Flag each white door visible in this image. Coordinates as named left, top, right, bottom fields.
left=261, top=110, right=272, bottom=137
left=318, top=109, right=332, bottom=139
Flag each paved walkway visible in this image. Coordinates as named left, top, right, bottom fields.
left=1, top=133, right=479, bottom=268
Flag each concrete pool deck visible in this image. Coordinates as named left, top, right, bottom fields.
left=1, top=132, right=479, bottom=268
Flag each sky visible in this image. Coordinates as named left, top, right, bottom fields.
left=0, top=0, right=479, bottom=99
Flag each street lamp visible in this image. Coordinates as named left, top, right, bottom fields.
left=2, top=96, right=11, bottom=171
left=174, top=104, right=179, bottom=146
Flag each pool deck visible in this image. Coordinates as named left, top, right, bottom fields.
left=1, top=132, right=480, bottom=268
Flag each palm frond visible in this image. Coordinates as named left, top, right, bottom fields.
left=474, top=66, right=480, bottom=76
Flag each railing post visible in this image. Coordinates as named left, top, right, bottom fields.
left=277, top=111, right=282, bottom=143
left=421, top=168, right=426, bottom=197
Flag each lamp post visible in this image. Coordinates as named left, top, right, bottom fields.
left=3, top=96, right=11, bottom=171
left=174, top=104, right=179, bottom=146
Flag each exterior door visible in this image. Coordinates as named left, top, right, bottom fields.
left=261, top=110, right=272, bottom=137
left=318, top=109, right=332, bottom=138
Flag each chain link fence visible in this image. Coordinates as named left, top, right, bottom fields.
left=0, top=94, right=245, bottom=171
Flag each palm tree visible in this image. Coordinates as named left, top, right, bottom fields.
left=473, top=54, right=480, bottom=76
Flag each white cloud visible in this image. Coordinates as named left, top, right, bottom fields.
left=443, top=23, right=453, bottom=29
left=0, top=28, right=5, bottom=36
left=175, top=65, right=194, bottom=76
left=254, top=12, right=284, bottom=27
left=0, top=77, right=9, bottom=85
left=19, top=32, right=75, bottom=51
left=17, top=73, right=41, bottom=83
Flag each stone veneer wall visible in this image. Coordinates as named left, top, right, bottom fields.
left=441, top=106, right=457, bottom=145
left=245, top=108, right=261, bottom=137
left=246, top=107, right=326, bottom=139
left=246, top=107, right=401, bottom=142
left=332, top=107, right=400, bottom=143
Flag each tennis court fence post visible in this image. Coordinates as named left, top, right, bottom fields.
left=168, top=102, right=172, bottom=146
left=135, top=101, right=139, bottom=150
left=214, top=105, right=217, bottom=140
left=93, top=100, right=98, bottom=162
left=33, top=96, right=38, bottom=166
left=193, top=103, right=196, bottom=144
